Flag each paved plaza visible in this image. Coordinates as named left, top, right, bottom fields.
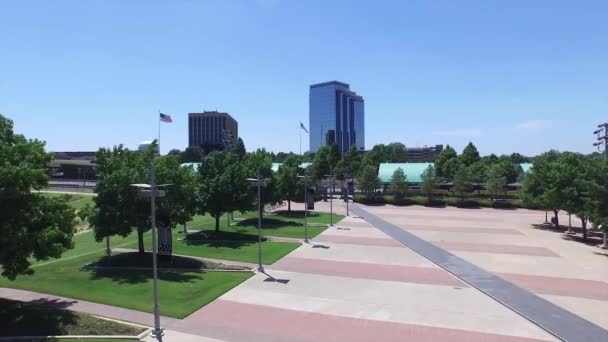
left=4, top=202, right=608, bottom=341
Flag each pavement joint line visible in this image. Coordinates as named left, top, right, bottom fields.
left=350, top=204, right=608, bottom=342
left=0, top=335, right=141, bottom=341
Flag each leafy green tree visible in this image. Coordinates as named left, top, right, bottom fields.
left=168, top=149, right=182, bottom=157
left=0, top=115, right=76, bottom=279
left=357, top=165, right=380, bottom=197
left=566, top=156, right=595, bottom=239
left=247, top=148, right=278, bottom=210
left=334, top=145, right=362, bottom=179
left=483, top=153, right=499, bottom=166
left=486, top=163, right=507, bottom=200
left=154, top=154, right=198, bottom=230
left=196, top=151, right=251, bottom=234
left=460, top=142, right=481, bottom=167
left=468, top=162, right=487, bottom=195
left=88, top=144, right=155, bottom=254
left=181, top=146, right=204, bottom=163
left=387, top=142, right=407, bottom=163
left=232, top=138, right=246, bottom=159
left=421, top=165, right=436, bottom=203
left=389, top=168, right=408, bottom=199
left=442, top=157, right=461, bottom=181
left=496, top=160, right=518, bottom=184
left=453, top=165, right=473, bottom=200
left=310, top=144, right=339, bottom=181
left=275, top=164, right=300, bottom=211
left=509, top=153, right=529, bottom=164
left=434, top=145, right=457, bottom=178
left=584, top=157, right=608, bottom=247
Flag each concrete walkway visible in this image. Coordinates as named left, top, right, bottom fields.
left=350, top=204, right=608, bottom=342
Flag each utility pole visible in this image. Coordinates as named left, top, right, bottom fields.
left=593, top=123, right=608, bottom=249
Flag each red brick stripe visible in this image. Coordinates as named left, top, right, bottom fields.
left=189, top=300, right=550, bottom=342
left=272, top=257, right=466, bottom=287
left=313, top=234, right=402, bottom=247
left=499, top=273, right=608, bottom=301
left=433, top=241, right=559, bottom=257
left=404, top=225, right=524, bottom=235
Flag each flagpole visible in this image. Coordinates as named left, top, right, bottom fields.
left=158, top=110, right=161, bottom=155
left=299, top=123, right=302, bottom=155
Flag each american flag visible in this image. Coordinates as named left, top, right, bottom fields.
left=160, top=113, right=172, bottom=123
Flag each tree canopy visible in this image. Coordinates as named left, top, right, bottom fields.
left=389, top=168, right=408, bottom=199
left=434, top=145, right=457, bottom=179
left=421, top=165, right=436, bottom=202
left=460, top=142, right=481, bottom=167
left=0, top=115, right=76, bottom=279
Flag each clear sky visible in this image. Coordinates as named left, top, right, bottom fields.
left=1, top=0, right=607, bottom=156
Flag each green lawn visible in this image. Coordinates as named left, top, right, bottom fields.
left=1, top=252, right=253, bottom=319
left=187, top=211, right=343, bottom=239
left=43, top=192, right=95, bottom=210
left=1, top=298, right=145, bottom=337
left=127, top=229, right=300, bottom=265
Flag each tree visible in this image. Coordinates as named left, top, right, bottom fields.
left=387, top=142, right=407, bottom=163
left=334, top=146, right=362, bottom=179
left=88, top=144, right=155, bottom=254
left=420, top=165, right=436, bottom=203
left=196, top=151, right=251, bottom=234
left=310, top=144, right=339, bottom=181
left=468, top=162, right=487, bottom=196
left=509, top=153, right=529, bottom=164
left=584, top=157, right=608, bottom=247
left=486, top=163, right=507, bottom=200
left=247, top=148, right=278, bottom=209
left=442, top=158, right=461, bottom=181
left=232, top=138, right=246, bottom=159
left=434, top=145, right=457, bottom=178
left=460, top=142, right=481, bottom=167
left=566, top=156, right=594, bottom=239
left=168, top=149, right=182, bottom=158
left=357, top=165, right=380, bottom=197
left=154, top=154, right=198, bottom=231
left=0, top=115, right=76, bottom=279
left=275, top=164, right=300, bottom=211
left=181, top=146, right=204, bottom=163
left=453, top=165, right=473, bottom=200
left=389, top=168, right=408, bottom=199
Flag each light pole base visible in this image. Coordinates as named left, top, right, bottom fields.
left=599, top=244, right=608, bottom=250
left=258, top=266, right=265, bottom=273
left=151, top=328, right=165, bottom=338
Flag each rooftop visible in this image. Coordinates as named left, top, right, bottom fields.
left=310, top=80, right=350, bottom=89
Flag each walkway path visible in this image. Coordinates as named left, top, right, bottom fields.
left=350, top=205, right=608, bottom=342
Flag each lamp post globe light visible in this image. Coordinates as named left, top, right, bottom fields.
left=247, top=169, right=270, bottom=272
left=130, top=162, right=171, bottom=340
left=297, top=168, right=311, bottom=243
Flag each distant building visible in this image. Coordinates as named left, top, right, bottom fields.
left=188, top=111, right=238, bottom=149
left=405, top=145, right=443, bottom=162
left=309, top=81, right=364, bottom=154
left=138, top=140, right=154, bottom=151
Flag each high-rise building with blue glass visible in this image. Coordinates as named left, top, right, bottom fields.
left=309, top=81, right=364, bottom=154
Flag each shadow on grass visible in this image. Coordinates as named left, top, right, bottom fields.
left=1, top=298, right=78, bottom=336
left=183, top=230, right=267, bottom=245
left=272, top=210, right=321, bottom=219
left=86, top=252, right=204, bottom=284
left=236, top=217, right=301, bottom=229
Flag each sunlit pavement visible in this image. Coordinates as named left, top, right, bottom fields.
left=178, top=201, right=604, bottom=341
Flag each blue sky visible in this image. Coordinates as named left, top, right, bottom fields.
left=1, top=0, right=607, bottom=156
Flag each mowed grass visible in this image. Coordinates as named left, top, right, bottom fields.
left=1, top=298, right=145, bottom=337
left=127, top=228, right=299, bottom=265
left=43, top=192, right=95, bottom=210
left=188, top=210, right=343, bottom=239
left=1, top=252, right=253, bottom=318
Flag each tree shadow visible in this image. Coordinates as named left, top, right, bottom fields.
left=272, top=210, right=321, bottom=219
left=531, top=224, right=604, bottom=246
left=1, top=298, right=78, bottom=336
left=85, top=252, right=205, bottom=284
left=182, top=230, right=266, bottom=248
left=236, top=217, right=301, bottom=230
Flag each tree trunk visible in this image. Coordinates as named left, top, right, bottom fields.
left=553, top=210, right=559, bottom=227
left=544, top=211, right=548, bottom=223
left=215, top=215, right=220, bottom=234
left=288, top=200, right=291, bottom=212
left=137, top=229, right=145, bottom=254
left=581, top=218, right=588, bottom=241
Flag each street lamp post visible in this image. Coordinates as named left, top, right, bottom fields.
left=298, top=169, right=310, bottom=243
left=324, top=173, right=335, bottom=226
left=247, top=169, right=269, bottom=272
left=130, top=163, right=169, bottom=340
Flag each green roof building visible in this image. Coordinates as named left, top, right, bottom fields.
left=378, top=162, right=434, bottom=184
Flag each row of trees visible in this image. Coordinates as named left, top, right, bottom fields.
left=521, top=151, right=608, bottom=244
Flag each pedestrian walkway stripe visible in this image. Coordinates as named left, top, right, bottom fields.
left=350, top=205, right=608, bottom=342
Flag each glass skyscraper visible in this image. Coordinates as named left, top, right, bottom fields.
left=309, top=81, right=364, bottom=154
